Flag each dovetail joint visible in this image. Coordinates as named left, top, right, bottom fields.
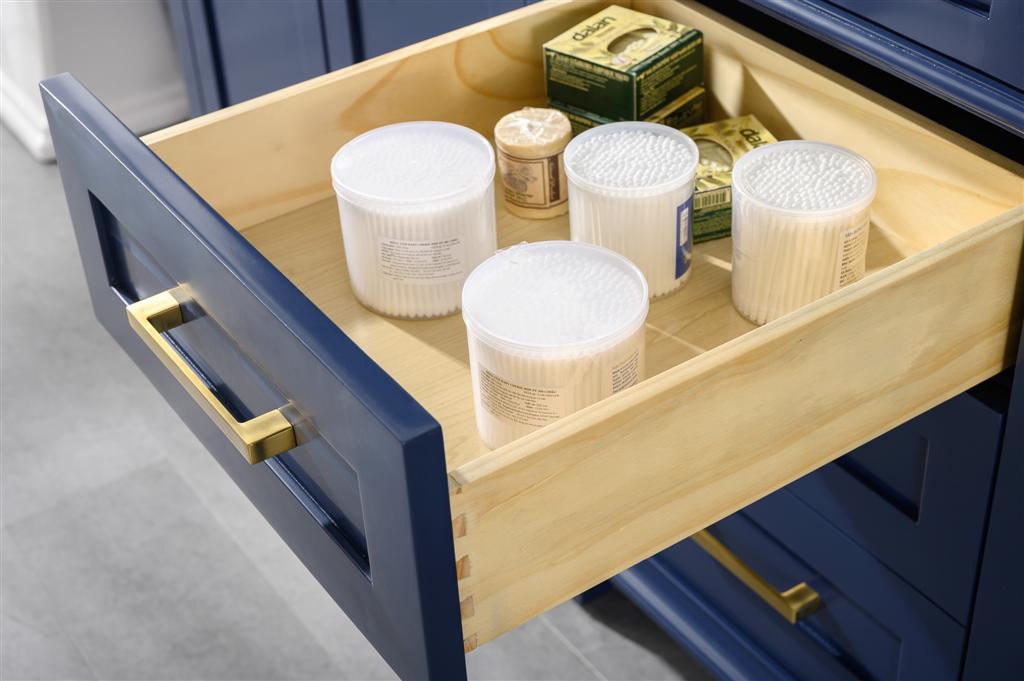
left=463, top=634, right=479, bottom=653
left=460, top=595, right=475, bottom=619
left=456, top=555, right=471, bottom=580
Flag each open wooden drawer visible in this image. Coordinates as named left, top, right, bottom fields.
left=42, top=1, right=1023, bottom=679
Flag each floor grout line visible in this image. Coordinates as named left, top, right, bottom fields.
left=538, top=613, right=610, bottom=681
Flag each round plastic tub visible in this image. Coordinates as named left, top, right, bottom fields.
left=331, top=121, right=497, bottom=319
left=730, top=141, right=877, bottom=325
left=564, top=122, right=699, bottom=298
left=462, top=241, right=649, bottom=449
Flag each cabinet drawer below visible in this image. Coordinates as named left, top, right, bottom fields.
left=626, top=490, right=964, bottom=680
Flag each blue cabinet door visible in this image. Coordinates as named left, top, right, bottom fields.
left=41, top=74, right=466, bottom=681
left=826, top=0, right=1024, bottom=91
left=169, top=0, right=330, bottom=115
left=964, top=353, right=1024, bottom=678
left=787, top=389, right=1005, bottom=623
left=354, top=1, right=529, bottom=59
left=619, top=490, right=966, bottom=681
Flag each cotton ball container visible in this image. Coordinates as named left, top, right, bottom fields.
left=462, top=242, right=649, bottom=449
left=564, top=122, right=699, bottom=298
left=330, top=122, right=496, bottom=319
left=731, top=141, right=877, bottom=325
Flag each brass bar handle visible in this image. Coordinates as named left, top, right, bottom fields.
left=126, top=288, right=296, bottom=465
left=692, top=530, right=822, bottom=624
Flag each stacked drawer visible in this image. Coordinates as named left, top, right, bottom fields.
left=617, top=385, right=1007, bottom=680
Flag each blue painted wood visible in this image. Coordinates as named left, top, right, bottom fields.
left=635, top=490, right=966, bottom=680
left=41, top=73, right=465, bottom=681
left=963, top=354, right=1024, bottom=676
left=736, top=0, right=1024, bottom=137
left=826, top=0, right=1024, bottom=91
left=166, top=0, right=224, bottom=116
left=573, top=581, right=612, bottom=605
left=787, top=390, right=1005, bottom=624
left=744, top=492, right=966, bottom=679
left=321, top=0, right=360, bottom=69
left=209, top=0, right=327, bottom=105
left=612, top=562, right=794, bottom=681
left=356, top=0, right=527, bottom=58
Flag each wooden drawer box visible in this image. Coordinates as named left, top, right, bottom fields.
left=42, top=0, right=1024, bottom=678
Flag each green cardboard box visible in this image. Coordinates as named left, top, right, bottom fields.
left=551, top=86, right=705, bottom=136
left=544, top=5, right=703, bottom=122
left=681, top=114, right=778, bottom=243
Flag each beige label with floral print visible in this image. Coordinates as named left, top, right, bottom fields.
left=497, top=150, right=568, bottom=209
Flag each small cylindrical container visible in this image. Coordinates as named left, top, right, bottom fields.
left=331, top=121, right=497, bottom=319
left=730, top=141, right=877, bottom=325
left=564, top=122, right=699, bottom=298
left=462, top=241, right=649, bottom=449
left=494, top=108, right=571, bottom=219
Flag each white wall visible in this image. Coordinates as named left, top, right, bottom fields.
left=1, top=0, right=190, bottom=161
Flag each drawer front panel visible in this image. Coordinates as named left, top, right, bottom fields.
left=42, top=75, right=465, bottom=681
left=826, top=0, right=1024, bottom=91
left=788, top=389, right=1005, bottom=622
left=648, top=492, right=965, bottom=680
left=735, top=0, right=1024, bottom=136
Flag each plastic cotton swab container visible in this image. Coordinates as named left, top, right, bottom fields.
left=462, top=241, right=649, bottom=449
left=731, top=141, right=877, bottom=325
left=564, top=122, right=699, bottom=298
left=331, top=122, right=497, bottom=319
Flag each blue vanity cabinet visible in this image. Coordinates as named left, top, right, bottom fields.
left=735, top=0, right=1024, bottom=136
left=169, top=0, right=331, bottom=116
left=785, top=388, right=1006, bottom=624
left=617, top=492, right=968, bottom=681
left=826, top=0, right=1024, bottom=92
left=964, top=342, right=1024, bottom=678
left=168, top=0, right=532, bottom=115
left=43, top=1, right=1024, bottom=680
left=614, top=384, right=1009, bottom=681
left=352, top=1, right=531, bottom=59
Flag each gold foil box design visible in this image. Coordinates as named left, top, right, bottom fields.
left=545, top=5, right=694, bottom=72
left=684, top=115, right=777, bottom=194
left=680, top=114, right=777, bottom=243
left=544, top=5, right=703, bottom=121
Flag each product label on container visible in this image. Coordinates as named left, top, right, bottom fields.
left=835, top=220, right=869, bottom=288
left=497, top=151, right=567, bottom=209
left=675, top=196, right=694, bottom=279
left=377, top=236, right=465, bottom=285
left=479, top=367, right=565, bottom=428
left=611, top=349, right=641, bottom=393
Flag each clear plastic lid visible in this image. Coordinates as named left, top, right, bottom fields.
left=462, top=241, right=649, bottom=356
left=563, top=121, right=699, bottom=195
left=732, top=140, right=877, bottom=217
left=331, top=121, right=495, bottom=206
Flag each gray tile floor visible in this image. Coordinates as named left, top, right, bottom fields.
left=0, top=126, right=713, bottom=681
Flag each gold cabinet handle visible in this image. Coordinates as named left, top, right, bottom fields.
left=126, top=288, right=296, bottom=465
left=692, top=530, right=821, bottom=624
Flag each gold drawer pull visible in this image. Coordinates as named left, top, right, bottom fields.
left=127, top=288, right=296, bottom=465
left=692, top=530, right=821, bottom=624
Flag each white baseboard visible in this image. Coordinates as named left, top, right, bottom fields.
left=1, top=71, right=189, bottom=163
left=1, top=72, right=53, bottom=161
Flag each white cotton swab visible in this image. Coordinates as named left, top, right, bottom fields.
left=462, top=241, right=649, bottom=449
left=730, top=141, right=876, bottom=325
left=564, top=122, right=699, bottom=298
left=331, top=122, right=497, bottom=319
